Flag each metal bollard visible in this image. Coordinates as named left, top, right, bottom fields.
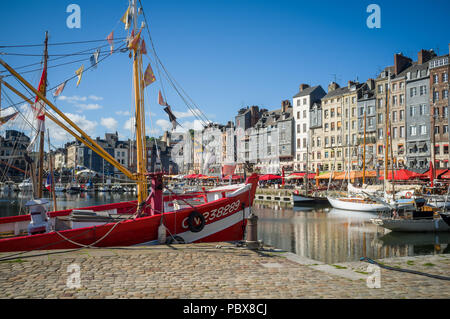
left=245, top=214, right=259, bottom=250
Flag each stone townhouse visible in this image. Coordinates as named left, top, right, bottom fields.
left=309, top=101, right=322, bottom=172
left=374, top=53, right=412, bottom=169
left=320, top=81, right=363, bottom=172
left=357, top=79, right=377, bottom=170
left=292, top=84, right=326, bottom=171
left=405, top=49, right=436, bottom=170
left=429, top=45, right=450, bottom=169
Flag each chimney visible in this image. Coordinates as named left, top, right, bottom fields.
left=394, top=53, right=412, bottom=75
left=281, top=100, right=291, bottom=113
left=418, top=49, right=437, bottom=65
left=299, top=84, right=309, bottom=92
left=348, top=80, right=356, bottom=88
left=328, top=82, right=339, bottom=92
left=365, top=78, right=375, bottom=90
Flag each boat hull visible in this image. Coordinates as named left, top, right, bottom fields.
left=327, top=197, right=390, bottom=212
left=371, top=218, right=450, bottom=232
left=0, top=175, right=259, bottom=252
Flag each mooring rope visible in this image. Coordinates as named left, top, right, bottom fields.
left=360, top=257, right=450, bottom=281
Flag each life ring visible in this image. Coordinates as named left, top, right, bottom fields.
left=405, top=192, right=412, bottom=199
left=187, top=211, right=205, bottom=233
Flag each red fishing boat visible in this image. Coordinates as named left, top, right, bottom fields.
left=0, top=0, right=259, bottom=252
left=0, top=173, right=258, bottom=252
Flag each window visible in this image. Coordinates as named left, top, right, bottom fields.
left=443, top=72, right=448, bottom=82
left=420, top=125, right=427, bottom=135
left=325, top=137, right=329, bottom=146
left=419, top=85, right=427, bottom=96
left=410, top=126, right=417, bottom=136
left=378, top=98, right=383, bottom=109
left=303, top=123, right=307, bottom=133
left=400, top=126, right=405, bottom=138
left=303, top=110, right=307, bottom=118
left=297, top=99, right=300, bottom=106
left=434, top=126, right=440, bottom=135
left=400, top=110, right=404, bottom=120
left=433, top=91, right=439, bottom=102
left=317, top=137, right=321, bottom=147
left=378, top=114, right=383, bottom=124
left=392, top=95, right=398, bottom=106
left=330, top=108, right=335, bottom=117
left=378, top=128, right=383, bottom=139
left=393, top=111, right=397, bottom=122
left=410, top=106, right=416, bottom=116
left=443, top=107, right=448, bottom=117
left=419, top=104, right=426, bottom=115
left=393, top=127, right=398, bottom=138
left=303, top=138, right=307, bottom=148
left=392, top=83, right=397, bottom=91
left=444, top=126, right=449, bottom=134
left=378, top=85, right=383, bottom=93
left=297, top=111, right=300, bottom=119
left=443, top=90, right=448, bottom=99
left=324, top=110, right=329, bottom=119
left=303, top=98, right=307, bottom=105
left=400, top=94, right=404, bottom=105
left=297, top=124, right=300, bottom=133
left=410, top=87, right=417, bottom=97
left=331, top=122, right=335, bottom=131
left=352, top=97, right=356, bottom=104
left=433, top=74, right=439, bottom=84
left=297, top=139, right=300, bottom=148
left=331, top=136, right=335, bottom=145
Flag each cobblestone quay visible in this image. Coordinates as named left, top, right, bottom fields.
left=0, top=243, right=449, bottom=299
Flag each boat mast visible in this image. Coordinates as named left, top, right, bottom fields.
left=37, top=31, right=48, bottom=198
left=131, top=0, right=148, bottom=207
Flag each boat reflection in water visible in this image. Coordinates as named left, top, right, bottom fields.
left=254, top=202, right=450, bottom=264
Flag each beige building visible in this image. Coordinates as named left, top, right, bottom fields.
left=319, top=81, right=363, bottom=172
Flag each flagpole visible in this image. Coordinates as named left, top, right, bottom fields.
left=47, top=129, right=57, bottom=211
left=37, top=31, right=48, bottom=199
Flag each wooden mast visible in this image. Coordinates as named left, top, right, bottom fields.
left=47, top=129, right=57, bottom=211
left=384, top=75, right=389, bottom=193
left=131, top=0, right=147, bottom=207
left=37, top=31, right=48, bottom=198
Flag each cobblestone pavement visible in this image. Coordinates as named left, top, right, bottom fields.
left=0, top=243, right=449, bottom=299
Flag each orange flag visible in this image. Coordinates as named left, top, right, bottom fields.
left=107, top=31, right=114, bottom=55
left=143, top=63, right=156, bottom=87
left=128, top=30, right=141, bottom=51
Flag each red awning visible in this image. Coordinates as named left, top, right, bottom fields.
left=259, top=174, right=282, bottom=181
left=379, top=169, right=418, bottom=180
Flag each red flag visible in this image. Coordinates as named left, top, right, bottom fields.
left=53, top=81, right=67, bottom=98
left=107, top=31, right=114, bottom=55
left=35, top=68, right=46, bottom=103
left=141, top=39, right=147, bottom=55
left=158, top=90, right=167, bottom=106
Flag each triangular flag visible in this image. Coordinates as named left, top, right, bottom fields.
left=128, top=30, right=142, bottom=51
left=35, top=68, right=47, bottom=103
left=75, top=65, right=84, bottom=87
left=158, top=90, right=167, bottom=106
left=143, top=63, right=156, bottom=87
left=141, top=39, right=147, bottom=55
left=0, top=112, right=19, bottom=126
left=106, top=31, right=114, bottom=55
left=45, top=174, right=52, bottom=191
left=121, top=7, right=132, bottom=30
left=53, top=81, right=67, bottom=98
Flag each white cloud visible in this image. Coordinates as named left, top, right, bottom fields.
left=116, top=110, right=131, bottom=116
left=75, top=103, right=102, bottom=111
left=57, top=95, right=87, bottom=103
left=100, top=117, right=118, bottom=131
left=123, top=117, right=136, bottom=131
left=88, top=95, right=103, bottom=101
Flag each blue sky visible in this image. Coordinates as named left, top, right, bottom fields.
left=0, top=0, right=449, bottom=147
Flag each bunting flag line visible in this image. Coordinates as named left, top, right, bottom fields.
left=106, top=31, right=114, bottom=55
left=75, top=65, right=84, bottom=87
left=0, top=111, right=19, bottom=126
left=158, top=90, right=167, bottom=106
left=34, top=100, right=46, bottom=121
left=121, top=6, right=132, bottom=30
left=53, top=81, right=67, bottom=98
left=163, top=105, right=178, bottom=130
left=143, top=63, right=156, bottom=87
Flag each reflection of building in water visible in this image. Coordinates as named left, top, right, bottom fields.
left=256, top=204, right=430, bottom=264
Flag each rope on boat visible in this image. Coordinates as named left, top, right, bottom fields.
left=360, top=257, right=450, bottom=281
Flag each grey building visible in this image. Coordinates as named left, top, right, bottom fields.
left=405, top=58, right=432, bottom=169
left=357, top=79, right=377, bottom=169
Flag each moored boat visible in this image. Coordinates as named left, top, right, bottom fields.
left=327, top=196, right=391, bottom=212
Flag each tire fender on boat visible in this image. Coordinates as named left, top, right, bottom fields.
left=187, top=211, right=206, bottom=233
left=405, top=192, right=412, bottom=199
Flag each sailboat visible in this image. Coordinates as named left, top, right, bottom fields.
left=0, top=0, right=259, bottom=252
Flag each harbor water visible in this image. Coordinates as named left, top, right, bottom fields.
left=1, top=191, right=448, bottom=264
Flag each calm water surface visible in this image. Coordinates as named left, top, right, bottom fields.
left=1, top=192, right=448, bottom=263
